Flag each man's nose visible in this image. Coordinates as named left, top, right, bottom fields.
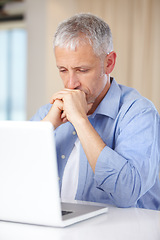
left=67, top=72, right=80, bottom=89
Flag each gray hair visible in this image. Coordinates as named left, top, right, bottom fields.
left=53, top=13, right=113, bottom=57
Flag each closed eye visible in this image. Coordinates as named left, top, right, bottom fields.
left=57, top=66, right=90, bottom=73
left=77, top=69, right=89, bottom=73
left=59, top=68, right=67, bottom=73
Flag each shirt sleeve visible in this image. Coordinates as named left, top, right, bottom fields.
left=94, top=106, right=160, bottom=208
left=30, top=104, right=52, bottom=121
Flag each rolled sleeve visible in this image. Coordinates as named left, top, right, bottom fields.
left=94, top=107, right=159, bottom=208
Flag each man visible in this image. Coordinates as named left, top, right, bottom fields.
left=31, top=13, right=160, bottom=210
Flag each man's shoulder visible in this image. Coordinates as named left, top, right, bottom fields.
left=116, top=84, right=159, bottom=128
left=118, top=83, right=156, bottom=113
left=30, top=103, right=52, bottom=121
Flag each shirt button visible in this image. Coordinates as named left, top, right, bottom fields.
left=61, top=154, right=65, bottom=159
left=72, top=130, right=76, bottom=135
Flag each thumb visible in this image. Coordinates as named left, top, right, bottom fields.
left=87, top=102, right=93, bottom=113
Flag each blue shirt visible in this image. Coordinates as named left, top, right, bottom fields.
left=31, top=79, right=160, bottom=210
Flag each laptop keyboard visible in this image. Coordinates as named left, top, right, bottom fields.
left=62, top=210, right=73, bottom=216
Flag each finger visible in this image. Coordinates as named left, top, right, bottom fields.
left=51, top=99, right=64, bottom=115
left=87, top=102, right=93, bottom=112
left=50, top=92, right=66, bottom=104
left=61, top=111, right=68, bottom=123
left=62, top=117, right=68, bottom=123
left=61, top=110, right=66, bottom=119
left=50, top=89, right=85, bottom=104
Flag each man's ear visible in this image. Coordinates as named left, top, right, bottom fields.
left=104, top=51, right=116, bottom=74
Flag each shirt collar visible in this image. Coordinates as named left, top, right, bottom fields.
left=89, top=78, right=121, bottom=119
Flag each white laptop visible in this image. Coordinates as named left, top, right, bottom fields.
left=0, top=121, right=108, bottom=227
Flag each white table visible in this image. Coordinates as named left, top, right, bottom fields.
left=0, top=205, right=159, bottom=240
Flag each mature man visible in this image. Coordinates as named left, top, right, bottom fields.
left=31, top=13, right=160, bottom=210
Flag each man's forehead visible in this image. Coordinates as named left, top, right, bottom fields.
left=55, top=44, right=99, bottom=67
left=54, top=43, right=95, bottom=55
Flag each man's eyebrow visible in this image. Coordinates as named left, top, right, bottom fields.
left=57, top=65, right=90, bottom=69
left=75, top=65, right=90, bottom=69
left=57, top=65, right=65, bottom=68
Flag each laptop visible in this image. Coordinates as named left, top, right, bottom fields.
left=0, top=121, right=108, bottom=227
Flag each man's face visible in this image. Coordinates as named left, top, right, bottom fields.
left=55, top=43, right=108, bottom=104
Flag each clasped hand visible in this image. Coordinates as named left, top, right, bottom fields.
left=44, top=89, right=93, bottom=129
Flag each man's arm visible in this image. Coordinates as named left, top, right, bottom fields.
left=44, top=88, right=106, bottom=172
left=42, top=99, right=67, bottom=129
left=32, top=89, right=160, bottom=208
left=72, top=117, right=106, bottom=173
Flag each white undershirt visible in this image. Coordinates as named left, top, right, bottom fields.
left=61, top=138, right=80, bottom=202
